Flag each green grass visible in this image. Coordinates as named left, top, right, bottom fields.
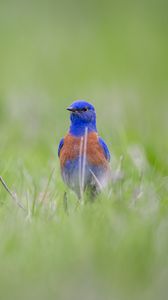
left=0, top=1, right=168, bottom=299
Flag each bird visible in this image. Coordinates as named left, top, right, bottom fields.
left=58, top=100, right=111, bottom=199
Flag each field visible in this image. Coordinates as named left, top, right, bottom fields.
left=0, top=1, right=168, bottom=299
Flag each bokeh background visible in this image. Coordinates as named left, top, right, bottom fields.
left=0, top=1, right=168, bottom=299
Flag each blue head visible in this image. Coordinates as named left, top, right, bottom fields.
left=67, top=100, right=97, bottom=136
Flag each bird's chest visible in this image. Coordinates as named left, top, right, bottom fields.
left=59, top=133, right=106, bottom=168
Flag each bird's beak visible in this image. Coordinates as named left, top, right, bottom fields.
left=67, top=106, right=76, bottom=112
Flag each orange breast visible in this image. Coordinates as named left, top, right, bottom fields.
left=59, top=132, right=108, bottom=168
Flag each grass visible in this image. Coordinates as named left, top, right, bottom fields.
left=0, top=1, right=168, bottom=299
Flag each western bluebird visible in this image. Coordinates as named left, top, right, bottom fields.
left=58, top=100, right=111, bottom=199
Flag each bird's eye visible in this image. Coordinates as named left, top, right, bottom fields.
left=82, top=107, right=88, bottom=112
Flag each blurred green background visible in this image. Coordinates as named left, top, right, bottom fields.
left=0, top=0, right=168, bottom=299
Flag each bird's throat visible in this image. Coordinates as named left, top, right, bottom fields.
left=69, top=120, right=97, bottom=137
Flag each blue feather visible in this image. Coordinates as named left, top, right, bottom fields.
left=98, top=137, right=111, bottom=161
left=58, top=138, right=64, bottom=157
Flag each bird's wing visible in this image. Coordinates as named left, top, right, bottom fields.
left=58, top=138, right=64, bottom=157
left=98, top=137, right=111, bottom=162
